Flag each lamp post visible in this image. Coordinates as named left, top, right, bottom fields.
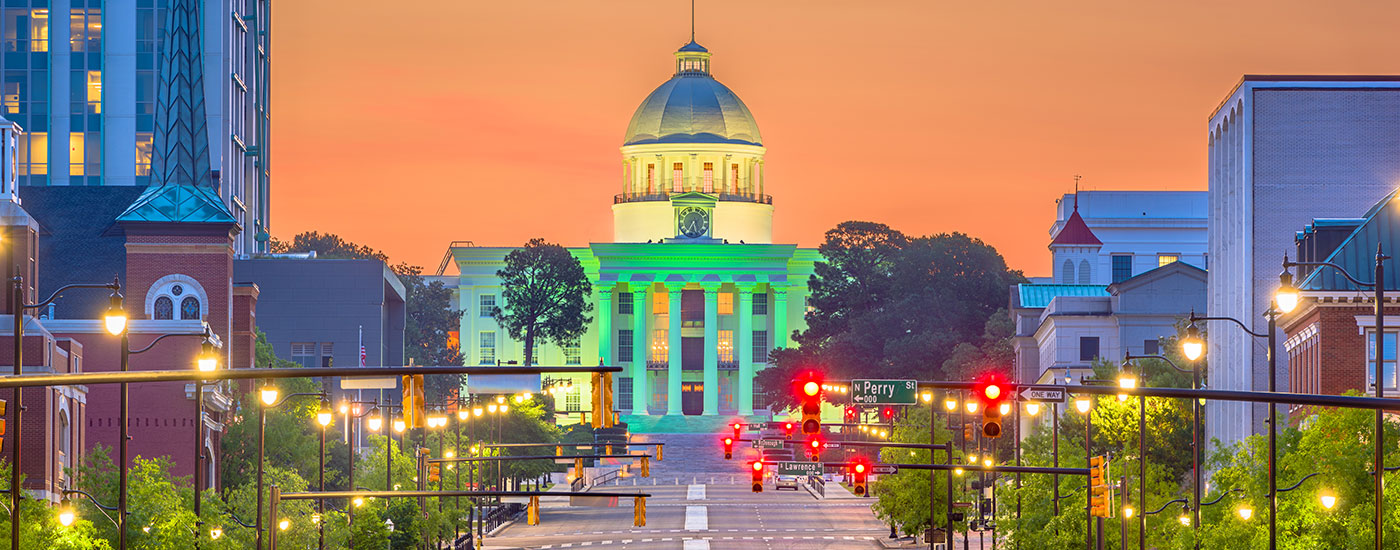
left=255, top=386, right=325, bottom=550
left=1278, top=249, right=1387, bottom=550
left=1124, top=352, right=1199, bottom=550
left=1076, top=395, right=1092, bottom=550
left=1185, top=304, right=1280, bottom=550
left=9, top=275, right=123, bottom=550
left=193, top=333, right=220, bottom=549
left=315, top=400, right=333, bottom=550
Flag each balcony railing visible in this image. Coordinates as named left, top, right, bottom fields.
left=718, top=361, right=739, bottom=371
left=614, top=192, right=773, bottom=205
left=646, top=360, right=669, bottom=371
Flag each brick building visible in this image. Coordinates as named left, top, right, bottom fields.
left=1282, top=190, right=1400, bottom=421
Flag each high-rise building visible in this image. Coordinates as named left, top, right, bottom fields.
left=1, top=0, right=271, bottom=255
left=1207, top=76, right=1400, bottom=448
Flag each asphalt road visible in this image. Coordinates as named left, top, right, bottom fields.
left=490, top=481, right=887, bottom=550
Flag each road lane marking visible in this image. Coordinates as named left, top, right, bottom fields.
left=683, top=540, right=710, bottom=550
left=687, top=484, right=706, bottom=500
left=685, top=505, right=709, bottom=531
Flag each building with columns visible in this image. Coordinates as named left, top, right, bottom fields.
left=449, top=39, right=817, bottom=426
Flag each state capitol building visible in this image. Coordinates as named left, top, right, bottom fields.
left=447, top=39, right=817, bottom=427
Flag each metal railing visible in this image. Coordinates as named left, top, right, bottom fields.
left=482, top=502, right=524, bottom=533
left=808, top=475, right=825, bottom=498
left=613, top=192, right=773, bottom=205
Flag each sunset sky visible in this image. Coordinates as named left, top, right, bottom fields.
left=270, top=1, right=1400, bottom=277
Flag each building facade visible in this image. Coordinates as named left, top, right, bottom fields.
left=1281, top=191, right=1400, bottom=420
left=1046, top=190, right=1207, bottom=285
left=451, top=40, right=817, bottom=425
left=1, top=0, right=271, bottom=255
left=1207, top=76, right=1400, bottom=447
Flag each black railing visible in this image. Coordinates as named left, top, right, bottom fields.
left=646, top=361, right=668, bottom=371
left=484, top=502, right=524, bottom=532
left=718, top=361, right=739, bottom=371
left=614, top=192, right=773, bottom=205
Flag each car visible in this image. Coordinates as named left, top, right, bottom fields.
left=774, top=475, right=800, bottom=491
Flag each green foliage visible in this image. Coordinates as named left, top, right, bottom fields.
left=871, top=406, right=957, bottom=537
left=763, top=221, right=1024, bottom=410
left=0, top=461, right=112, bottom=549
left=492, top=238, right=594, bottom=366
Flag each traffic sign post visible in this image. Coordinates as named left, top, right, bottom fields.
left=851, top=379, right=918, bottom=405
left=1017, top=385, right=1067, bottom=403
left=777, top=462, right=824, bottom=476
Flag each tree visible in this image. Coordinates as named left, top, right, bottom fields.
left=492, top=239, right=593, bottom=366
left=269, top=231, right=388, bottom=263
left=0, top=461, right=111, bottom=549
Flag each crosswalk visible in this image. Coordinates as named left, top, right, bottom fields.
left=535, top=535, right=878, bottom=548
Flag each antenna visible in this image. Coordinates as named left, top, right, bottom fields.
left=1073, top=175, right=1082, bottom=210
left=691, top=0, right=696, bottom=41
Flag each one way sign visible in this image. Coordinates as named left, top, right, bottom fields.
left=1017, top=385, right=1066, bottom=403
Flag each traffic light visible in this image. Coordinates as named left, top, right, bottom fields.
left=1089, top=456, right=1112, bottom=518
left=851, top=459, right=869, bottom=497
left=401, top=374, right=425, bottom=429
left=963, top=423, right=973, bottom=442
left=731, top=422, right=743, bottom=441
left=845, top=406, right=857, bottom=423
left=751, top=460, right=764, bottom=492
left=591, top=372, right=615, bottom=428
left=633, top=496, right=647, bottom=527
left=973, top=373, right=1011, bottom=439
left=881, top=406, right=896, bottom=423
left=808, top=438, right=822, bottom=461
left=723, top=437, right=735, bottom=460
left=782, top=422, right=795, bottom=439
left=799, top=376, right=823, bottom=435
left=428, top=463, right=441, bottom=483
left=0, top=399, right=7, bottom=452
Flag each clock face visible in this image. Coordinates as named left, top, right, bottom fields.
left=678, top=207, right=710, bottom=238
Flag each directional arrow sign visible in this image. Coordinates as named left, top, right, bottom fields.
left=872, top=465, right=899, bottom=475
left=777, top=462, right=824, bottom=476
left=1017, top=385, right=1067, bottom=403
left=850, top=379, right=918, bottom=405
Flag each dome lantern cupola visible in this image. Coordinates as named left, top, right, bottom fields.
left=675, top=40, right=711, bottom=75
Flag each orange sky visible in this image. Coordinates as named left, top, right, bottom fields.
left=271, top=1, right=1400, bottom=277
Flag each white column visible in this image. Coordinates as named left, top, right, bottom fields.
left=631, top=288, right=648, bottom=415
left=666, top=284, right=683, bottom=415
left=596, top=287, right=612, bottom=365
left=773, top=286, right=790, bottom=348
left=702, top=285, right=719, bottom=415
left=737, top=286, right=755, bottom=416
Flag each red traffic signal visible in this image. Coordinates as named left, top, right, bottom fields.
left=723, top=437, right=734, bottom=460
left=974, top=373, right=1012, bottom=439
left=731, top=422, right=743, bottom=440
left=751, top=460, right=764, bottom=492
left=845, top=406, right=857, bottom=422
left=783, top=422, right=795, bottom=438
left=798, top=375, right=823, bottom=435
left=808, top=438, right=823, bottom=460
left=851, top=458, right=869, bottom=497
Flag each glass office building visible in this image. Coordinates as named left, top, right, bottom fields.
left=1, top=0, right=271, bottom=254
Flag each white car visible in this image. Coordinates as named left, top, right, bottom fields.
left=774, top=475, right=800, bottom=491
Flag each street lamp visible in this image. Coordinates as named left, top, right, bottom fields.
left=1320, top=493, right=1337, bottom=510
left=944, top=397, right=958, bottom=412
left=393, top=418, right=407, bottom=433
left=1025, top=402, right=1041, bottom=416
left=57, top=499, right=76, bottom=526
left=367, top=412, right=383, bottom=432
left=1180, top=323, right=1204, bottom=362
left=965, top=400, right=979, bottom=414
left=261, top=381, right=280, bottom=406
left=1237, top=506, right=1254, bottom=521
left=1074, top=396, right=1092, bottom=414
left=1126, top=352, right=1203, bottom=550
left=104, top=291, right=128, bottom=336
left=255, top=390, right=325, bottom=550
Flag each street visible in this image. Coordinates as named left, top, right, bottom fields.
left=491, top=481, right=889, bottom=549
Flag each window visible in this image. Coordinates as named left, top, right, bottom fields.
left=1144, top=339, right=1159, bottom=355
left=718, top=293, right=733, bottom=315
left=1078, top=260, right=1091, bottom=284
left=730, top=164, right=741, bottom=194
left=672, top=162, right=683, bottom=192
left=718, top=330, right=734, bottom=362
left=1157, top=254, right=1180, bottom=267
left=651, top=330, right=669, bottom=361
left=653, top=291, right=669, bottom=314
left=69, top=8, right=101, bottom=52
left=69, top=132, right=84, bottom=176
left=618, top=292, right=634, bottom=315
left=180, top=296, right=200, bottom=320
left=703, top=162, right=714, bottom=193
left=1061, top=260, right=1075, bottom=284
left=618, top=330, right=634, bottom=361
left=1112, top=255, right=1133, bottom=283
left=478, top=332, right=496, bottom=365
left=565, top=387, right=581, bottom=412
left=753, top=293, right=768, bottom=315
left=1367, top=330, right=1397, bottom=392
left=479, top=294, right=496, bottom=317
left=291, top=343, right=316, bottom=368
left=753, top=331, right=770, bottom=363
left=646, top=164, right=655, bottom=193
left=136, top=132, right=153, bottom=176
left=321, top=343, right=334, bottom=368
left=1079, top=337, right=1100, bottom=362
left=564, top=341, right=581, bottom=365
left=153, top=296, right=173, bottom=320
left=619, top=377, right=634, bottom=412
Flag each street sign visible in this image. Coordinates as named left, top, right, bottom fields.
left=823, top=442, right=841, bottom=449
left=872, top=465, right=898, bottom=475
left=753, top=439, right=785, bottom=450
left=748, top=424, right=763, bottom=432
left=777, top=461, right=824, bottom=476
left=1017, top=385, right=1067, bottom=403
left=850, top=379, right=918, bottom=405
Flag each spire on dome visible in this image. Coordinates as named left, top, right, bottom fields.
left=1050, top=186, right=1101, bottom=247
left=117, top=0, right=235, bottom=225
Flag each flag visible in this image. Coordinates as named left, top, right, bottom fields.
left=360, top=346, right=366, bottom=367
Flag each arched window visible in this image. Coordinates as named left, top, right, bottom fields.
left=1061, top=260, right=1075, bottom=284
left=154, top=296, right=174, bottom=320
left=59, top=409, right=71, bottom=482
left=1078, top=260, right=1091, bottom=285
left=180, top=296, right=200, bottom=320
